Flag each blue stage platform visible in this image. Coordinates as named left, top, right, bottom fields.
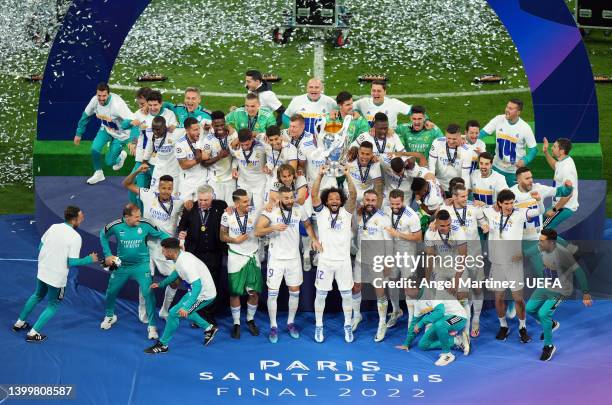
left=1, top=214, right=611, bottom=405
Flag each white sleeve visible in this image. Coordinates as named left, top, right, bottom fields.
left=165, top=110, right=178, bottom=128
left=523, top=124, right=537, bottom=148
left=286, top=145, right=298, bottom=161
left=84, top=96, right=98, bottom=116
left=371, top=162, right=382, bottom=180
left=285, top=97, right=298, bottom=117
left=116, top=98, right=135, bottom=121
left=496, top=174, right=509, bottom=194
left=393, top=134, right=405, bottom=152
left=68, top=234, right=82, bottom=259
left=482, top=115, right=499, bottom=135
left=175, top=142, right=188, bottom=160
left=260, top=91, right=282, bottom=111
left=393, top=98, right=411, bottom=116
left=428, top=141, right=438, bottom=173
left=353, top=98, right=365, bottom=114
left=299, top=205, right=309, bottom=222
left=143, top=136, right=154, bottom=160
left=220, top=213, right=230, bottom=228
left=539, top=185, right=557, bottom=200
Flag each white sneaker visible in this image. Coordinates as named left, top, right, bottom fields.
left=462, top=330, right=471, bottom=356
left=112, top=150, right=127, bottom=171
left=434, top=353, right=455, bottom=366
left=100, top=315, right=117, bottom=330
left=374, top=323, right=387, bottom=343
left=386, top=309, right=403, bottom=328
left=87, top=170, right=105, bottom=185
left=314, top=326, right=324, bottom=343
left=148, top=326, right=159, bottom=340
left=351, top=313, right=362, bottom=332
left=344, top=325, right=354, bottom=343
left=158, top=310, right=169, bottom=320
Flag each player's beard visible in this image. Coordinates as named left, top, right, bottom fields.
left=365, top=204, right=376, bottom=214
left=281, top=202, right=293, bottom=211
left=392, top=206, right=404, bottom=214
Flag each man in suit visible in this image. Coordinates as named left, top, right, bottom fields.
left=178, top=185, right=228, bottom=325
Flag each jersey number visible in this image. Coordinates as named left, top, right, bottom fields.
left=497, top=138, right=517, bottom=163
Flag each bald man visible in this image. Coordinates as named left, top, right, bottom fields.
left=284, top=78, right=336, bottom=136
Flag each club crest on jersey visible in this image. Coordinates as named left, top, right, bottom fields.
left=137, top=227, right=143, bottom=234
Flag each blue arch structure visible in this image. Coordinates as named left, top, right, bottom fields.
left=37, top=0, right=599, bottom=143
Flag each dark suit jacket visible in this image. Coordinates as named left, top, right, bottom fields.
left=178, top=199, right=228, bottom=256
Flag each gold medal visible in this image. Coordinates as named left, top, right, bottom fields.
left=201, top=225, right=206, bottom=232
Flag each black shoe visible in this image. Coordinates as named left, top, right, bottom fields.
left=144, top=340, right=168, bottom=354
left=495, top=326, right=510, bottom=341
left=204, top=325, right=219, bottom=346
left=540, top=345, right=556, bottom=361
left=191, top=322, right=199, bottom=329
left=231, top=324, right=241, bottom=339
left=246, top=320, right=259, bottom=336
left=25, top=333, right=47, bottom=343
left=519, top=327, right=532, bottom=343
left=540, top=320, right=560, bottom=340
left=12, top=322, right=30, bottom=332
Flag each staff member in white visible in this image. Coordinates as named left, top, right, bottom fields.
left=13, top=206, right=98, bottom=342
left=311, top=165, right=357, bottom=343
left=471, top=151, right=508, bottom=206
left=428, top=123, right=472, bottom=193
left=284, top=78, right=336, bottom=136
left=176, top=117, right=207, bottom=201
left=201, top=111, right=236, bottom=205
left=143, top=116, right=182, bottom=192
left=145, top=238, right=218, bottom=354
left=255, top=186, right=321, bottom=343
left=479, top=98, right=537, bottom=186
left=231, top=128, right=268, bottom=210
left=74, top=82, right=134, bottom=185
left=482, top=189, right=544, bottom=343
left=220, top=189, right=262, bottom=339
left=354, top=80, right=417, bottom=129
left=351, top=189, right=394, bottom=343
left=383, top=189, right=422, bottom=330
left=542, top=137, right=579, bottom=229
left=123, top=165, right=191, bottom=321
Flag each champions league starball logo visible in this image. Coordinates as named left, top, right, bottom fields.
left=198, top=359, right=443, bottom=399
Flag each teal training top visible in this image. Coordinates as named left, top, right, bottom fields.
left=162, top=102, right=211, bottom=128
left=100, top=218, right=169, bottom=266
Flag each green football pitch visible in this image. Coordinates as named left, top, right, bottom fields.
left=0, top=0, right=610, bottom=215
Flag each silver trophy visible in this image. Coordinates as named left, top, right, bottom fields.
left=320, top=115, right=353, bottom=177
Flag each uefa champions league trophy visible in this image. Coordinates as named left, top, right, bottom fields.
left=321, top=115, right=353, bottom=177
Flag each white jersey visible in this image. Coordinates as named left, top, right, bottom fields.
left=264, top=142, right=298, bottom=177
left=132, top=109, right=148, bottom=162
left=139, top=188, right=184, bottom=236
left=353, top=96, right=411, bottom=129
left=482, top=115, right=537, bottom=174
left=283, top=129, right=317, bottom=161
left=383, top=161, right=428, bottom=202
left=351, top=132, right=405, bottom=169
left=270, top=176, right=308, bottom=199
left=440, top=203, right=485, bottom=241
left=255, top=89, right=282, bottom=112
left=175, top=135, right=206, bottom=187
left=231, top=140, right=267, bottom=190
left=83, top=93, right=134, bottom=140
left=484, top=205, right=542, bottom=264
left=424, top=228, right=467, bottom=272
left=347, top=159, right=382, bottom=199
left=428, top=138, right=472, bottom=191
left=471, top=170, right=508, bottom=206
left=384, top=206, right=421, bottom=253
left=285, top=94, right=336, bottom=135
left=143, top=131, right=182, bottom=180
left=262, top=205, right=309, bottom=260
left=465, top=139, right=487, bottom=174
left=433, top=299, right=468, bottom=319
left=541, top=244, right=580, bottom=296
left=356, top=209, right=392, bottom=258
left=174, top=251, right=216, bottom=300
left=510, top=183, right=557, bottom=241
left=553, top=156, right=579, bottom=211
left=420, top=178, right=445, bottom=212
left=137, top=108, right=178, bottom=160
left=37, top=223, right=83, bottom=288
left=221, top=207, right=259, bottom=256
left=200, top=131, right=237, bottom=183
left=314, top=205, right=353, bottom=261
